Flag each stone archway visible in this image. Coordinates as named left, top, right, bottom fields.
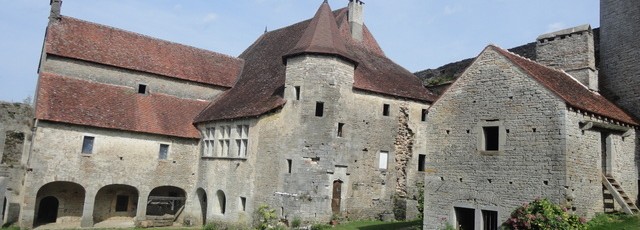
left=93, top=184, right=138, bottom=224
left=34, top=181, right=85, bottom=227
left=146, top=186, right=186, bottom=216
left=196, top=188, right=207, bottom=225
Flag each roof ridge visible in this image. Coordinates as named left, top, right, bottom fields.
left=57, top=15, right=242, bottom=62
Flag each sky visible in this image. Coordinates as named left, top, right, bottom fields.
left=0, top=0, right=599, bottom=103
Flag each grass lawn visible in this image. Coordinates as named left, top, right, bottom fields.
left=331, top=219, right=422, bottom=230
left=587, top=213, right=640, bottom=230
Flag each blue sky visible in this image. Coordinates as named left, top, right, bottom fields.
left=0, top=0, right=599, bottom=103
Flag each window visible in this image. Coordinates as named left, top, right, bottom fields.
left=203, top=127, right=215, bottom=157
left=81, top=136, right=94, bottom=154
left=240, top=197, right=246, bottom=211
left=421, top=109, right=428, bottom=122
left=337, top=123, right=344, bottom=137
left=315, top=102, right=324, bottom=117
left=383, top=104, right=390, bottom=116
left=137, top=84, right=147, bottom=94
left=287, top=159, right=292, bottom=173
left=236, top=125, right=249, bottom=157
left=294, top=86, right=301, bottom=100
left=482, top=210, right=498, bottom=230
left=218, top=126, right=231, bottom=156
left=378, top=151, right=388, bottom=169
left=418, top=154, right=426, bottom=172
left=115, top=195, right=129, bottom=212
left=483, top=126, right=500, bottom=151
left=159, top=144, right=169, bottom=160
left=455, top=207, right=475, bottom=230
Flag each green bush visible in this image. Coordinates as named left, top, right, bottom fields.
left=256, top=204, right=278, bottom=230
left=503, top=198, right=587, bottom=230
left=291, top=216, right=302, bottom=228
left=310, top=223, right=332, bottom=230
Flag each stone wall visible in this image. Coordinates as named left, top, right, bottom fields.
left=20, top=121, right=199, bottom=228
left=195, top=54, right=430, bottom=226
left=600, top=0, right=640, bottom=119
left=423, top=48, right=568, bottom=229
left=564, top=110, right=637, bottom=217
left=0, top=102, right=33, bottom=225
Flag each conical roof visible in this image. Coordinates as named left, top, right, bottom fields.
left=283, top=1, right=355, bottom=63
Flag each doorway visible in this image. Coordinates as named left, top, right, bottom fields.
left=332, top=180, right=343, bottom=214
left=601, top=132, right=612, bottom=175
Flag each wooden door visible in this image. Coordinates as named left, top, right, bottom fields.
left=332, top=180, right=342, bottom=214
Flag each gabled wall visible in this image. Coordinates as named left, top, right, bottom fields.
left=423, top=48, right=568, bottom=229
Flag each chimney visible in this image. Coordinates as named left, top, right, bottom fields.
left=49, top=0, right=62, bottom=21
left=348, top=0, right=364, bottom=41
left=536, top=25, right=598, bottom=91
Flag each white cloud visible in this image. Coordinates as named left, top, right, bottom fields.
left=546, top=22, right=566, bottom=33
left=203, top=13, right=218, bottom=23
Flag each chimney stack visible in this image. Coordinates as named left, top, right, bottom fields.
left=536, top=25, right=598, bottom=91
left=348, top=0, right=364, bottom=41
left=49, top=0, right=62, bottom=21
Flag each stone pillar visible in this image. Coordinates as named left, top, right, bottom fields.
left=80, top=188, right=96, bottom=227
left=135, top=191, right=149, bottom=222
left=0, top=177, right=7, bottom=226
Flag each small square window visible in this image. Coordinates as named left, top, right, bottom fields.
left=378, top=151, right=388, bottom=169
left=483, top=126, right=500, bottom=151
left=337, top=123, right=345, bottom=137
left=240, top=197, right=247, bottom=211
left=383, top=104, right=390, bottom=116
left=294, top=86, right=301, bottom=100
left=418, top=154, right=426, bottom=171
left=421, top=109, right=428, bottom=122
left=138, top=84, right=147, bottom=94
left=81, top=136, right=94, bottom=154
left=315, top=102, right=324, bottom=117
left=159, top=144, right=169, bottom=160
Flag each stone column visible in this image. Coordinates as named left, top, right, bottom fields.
left=80, top=188, right=96, bottom=227
left=135, top=191, right=149, bottom=222
left=0, top=177, right=7, bottom=227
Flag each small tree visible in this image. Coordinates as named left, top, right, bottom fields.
left=503, top=198, right=587, bottom=230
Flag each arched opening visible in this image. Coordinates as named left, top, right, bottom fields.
left=146, top=186, right=186, bottom=216
left=36, top=196, right=58, bottom=224
left=196, top=188, right=207, bottom=225
left=93, top=184, right=138, bottom=225
left=34, top=181, right=85, bottom=227
left=215, top=190, right=226, bottom=215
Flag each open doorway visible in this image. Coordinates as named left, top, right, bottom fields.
left=36, top=196, right=59, bottom=224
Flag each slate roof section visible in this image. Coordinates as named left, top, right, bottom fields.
left=284, top=2, right=355, bottom=63
left=36, top=72, right=208, bottom=139
left=490, top=45, right=638, bottom=126
left=45, top=16, right=243, bottom=87
left=195, top=4, right=436, bottom=123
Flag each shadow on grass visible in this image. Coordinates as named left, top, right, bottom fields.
left=356, top=219, right=422, bottom=230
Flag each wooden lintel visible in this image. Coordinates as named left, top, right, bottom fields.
left=580, top=122, right=593, bottom=130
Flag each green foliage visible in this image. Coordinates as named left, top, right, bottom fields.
left=256, top=204, right=279, bottom=230
left=424, top=74, right=455, bottom=86
left=416, top=181, right=425, bottom=220
left=310, top=223, right=332, bottom=230
left=291, top=216, right=302, bottom=228
left=587, top=213, right=640, bottom=230
left=503, top=198, right=587, bottom=230
left=203, top=223, right=219, bottom=230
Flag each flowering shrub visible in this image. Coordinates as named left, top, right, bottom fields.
left=503, top=198, right=587, bottom=230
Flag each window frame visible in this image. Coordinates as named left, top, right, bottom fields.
left=476, top=120, right=506, bottom=155
left=81, top=135, right=95, bottom=154
left=158, top=143, right=170, bottom=160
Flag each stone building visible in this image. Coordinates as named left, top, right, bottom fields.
left=18, top=0, right=435, bottom=228
left=422, top=0, right=640, bottom=229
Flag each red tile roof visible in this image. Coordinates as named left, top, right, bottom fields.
left=490, top=45, right=638, bottom=126
left=36, top=72, right=209, bottom=138
left=284, top=2, right=354, bottom=63
left=195, top=4, right=436, bottom=123
left=45, top=16, right=243, bottom=87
